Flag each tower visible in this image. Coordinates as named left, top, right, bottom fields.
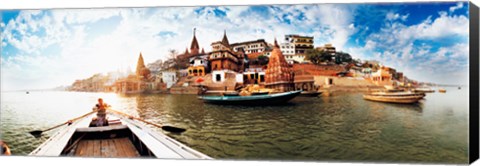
left=135, top=52, right=151, bottom=79
left=265, top=38, right=294, bottom=92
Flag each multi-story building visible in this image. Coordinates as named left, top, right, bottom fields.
left=230, top=39, right=269, bottom=54
left=284, top=34, right=314, bottom=55
left=281, top=35, right=314, bottom=63
left=209, top=30, right=247, bottom=72
left=280, top=42, right=295, bottom=56
left=316, top=43, right=336, bottom=55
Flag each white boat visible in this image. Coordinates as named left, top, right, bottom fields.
left=363, top=91, right=425, bottom=104
left=412, top=87, right=435, bottom=93
left=29, top=111, right=212, bottom=159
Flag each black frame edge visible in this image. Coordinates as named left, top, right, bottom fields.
left=469, top=1, right=480, bottom=164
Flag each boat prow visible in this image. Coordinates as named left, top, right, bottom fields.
left=29, top=112, right=212, bottom=159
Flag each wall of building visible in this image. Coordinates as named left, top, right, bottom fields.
left=313, top=76, right=375, bottom=87
left=212, top=70, right=226, bottom=83
left=162, top=72, right=178, bottom=88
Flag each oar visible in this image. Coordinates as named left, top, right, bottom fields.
left=108, top=108, right=187, bottom=133
left=29, top=111, right=96, bottom=137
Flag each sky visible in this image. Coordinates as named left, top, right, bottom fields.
left=0, top=1, right=470, bottom=91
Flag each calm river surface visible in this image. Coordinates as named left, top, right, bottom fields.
left=0, top=87, right=469, bottom=164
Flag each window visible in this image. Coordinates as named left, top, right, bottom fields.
left=216, top=74, right=221, bottom=82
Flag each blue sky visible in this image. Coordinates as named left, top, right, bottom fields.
left=0, top=1, right=470, bottom=90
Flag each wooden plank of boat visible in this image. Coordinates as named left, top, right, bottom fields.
left=199, top=90, right=302, bottom=105
left=29, top=112, right=212, bottom=159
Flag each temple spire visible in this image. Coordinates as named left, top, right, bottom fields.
left=221, top=29, right=230, bottom=47
left=190, top=28, right=200, bottom=54
left=201, top=48, right=205, bottom=54
left=274, top=38, right=279, bottom=48
left=135, top=52, right=146, bottom=77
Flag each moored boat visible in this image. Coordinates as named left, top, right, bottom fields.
left=363, top=91, right=425, bottom=104
left=29, top=111, right=212, bottom=159
left=299, top=91, right=323, bottom=97
left=412, top=88, right=435, bottom=93
left=199, top=90, right=302, bottom=105
left=438, top=88, right=447, bottom=93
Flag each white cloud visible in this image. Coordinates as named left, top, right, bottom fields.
left=358, top=9, right=469, bottom=84
left=302, top=4, right=356, bottom=50
left=386, top=12, right=408, bottom=21
left=449, top=2, right=464, bottom=13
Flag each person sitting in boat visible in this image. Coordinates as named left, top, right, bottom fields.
left=0, top=140, right=11, bottom=155
left=92, top=98, right=110, bottom=127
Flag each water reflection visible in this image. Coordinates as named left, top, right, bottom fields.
left=0, top=87, right=469, bottom=164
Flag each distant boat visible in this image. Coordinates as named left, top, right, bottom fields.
left=438, top=89, right=447, bottom=93
left=458, top=87, right=461, bottom=90
left=363, top=91, right=425, bottom=104
left=26, top=91, right=29, bottom=94
left=199, top=90, right=302, bottom=105
left=412, top=88, right=435, bottom=93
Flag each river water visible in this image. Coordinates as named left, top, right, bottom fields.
left=0, top=87, right=469, bottom=164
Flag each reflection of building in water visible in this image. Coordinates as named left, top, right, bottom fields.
left=265, top=39, right=295, bottom=92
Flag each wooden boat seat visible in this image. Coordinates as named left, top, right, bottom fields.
left=76, top=125, right=128, bottom=133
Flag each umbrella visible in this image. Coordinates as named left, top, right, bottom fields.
left=195, top=77, right=205, bottom=83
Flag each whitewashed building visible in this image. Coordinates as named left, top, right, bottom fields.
left=231, top=39, right=269, bottom=54
left=161, top=71, right=178, bottom=88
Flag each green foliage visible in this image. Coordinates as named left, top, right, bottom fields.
left=306, top=49, right=330, bottom=64
left=335, top=51, right=352, bottom=64
left=257, top=55, right=269, bottom=65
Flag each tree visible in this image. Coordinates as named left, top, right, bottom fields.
left=167, top=49, right=188, bottom=70
left=169, top=49, right=178, bottom=60
left=306, top=49, right=329, bottom=64
left=257, top=55, right=269, bottom=66
left=335, top=51, right=352, bottom=64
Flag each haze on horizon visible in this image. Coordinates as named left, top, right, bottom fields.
left=0, top=2, right=470, bottom=91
